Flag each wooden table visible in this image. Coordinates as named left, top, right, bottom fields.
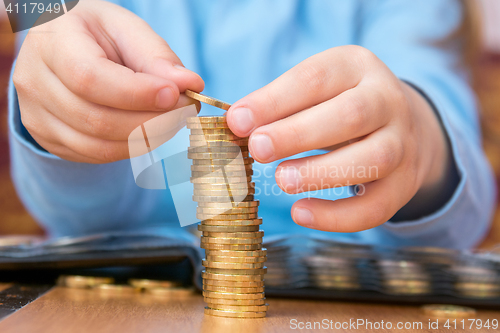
left=0, top=286, right=498, bottom=333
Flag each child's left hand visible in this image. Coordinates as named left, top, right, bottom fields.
left=227, top=45, right=450, bottom=232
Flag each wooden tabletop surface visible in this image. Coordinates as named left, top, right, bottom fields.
left=0, top=286, right=498, bottom=333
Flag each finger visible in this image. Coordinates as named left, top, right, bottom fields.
left=90, top=3, right=204, bottom=92
left=25, top=105, right=130, bottom=163
left=40, top=5, right=202, bottom=111
left=275, top=129, right=404, bottom=194
left=290, top=170, right=411, bottom=232
left=248, top=83, right=390, bottom=162
left=43, top=65, right=200, bottom=140
left=30, top=132, right=106, bottom=164
left=227, top=46, right=374, bottom=136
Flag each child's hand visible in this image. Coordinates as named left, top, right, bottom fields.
left=13, top=0, right=204, bottom=163
left=228, top=46, right=450, bottom=232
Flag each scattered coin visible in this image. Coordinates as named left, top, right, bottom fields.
left=422, top=304, right=476, bottom=318
left=128, top=279, right=182, bottom=290
left=96, top=284, right=138, bottom=295
left=57, top=275, right=114, bottom=289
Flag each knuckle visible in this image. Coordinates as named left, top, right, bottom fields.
left=296, top=61, right=328, bottom=96
left=368, top=204, right=390, bottom=227
left=372, top=137, right=403, bottom=175
left=84, top=108, right=112, bottom=137
left=12, top=67, right=28, bottom=92
left=19, top=110, right=36, bottom=133
left=342, top=96, right=367, bottom=134
left=349, top=45, right=378, bottom=68
left=96, top=142, right=119, bottom=163
left=70, top=62, right=95, bottom=96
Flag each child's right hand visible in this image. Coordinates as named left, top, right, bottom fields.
left=13, top=0, right=204, bottom=163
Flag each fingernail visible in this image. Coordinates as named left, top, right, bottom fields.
left=278, top=166, right=302, bottom=193
left=174, top=64, right=195, bottom=74
left=250, top=134, right=274, bottom=162
left=293, top=207, right=314, bottom=227
left=231, top=107, right=255, bottom=135
left=156, top=87, right=175, bottom=109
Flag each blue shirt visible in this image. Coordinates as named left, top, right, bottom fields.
left=8, top=0, right=496, bottom=248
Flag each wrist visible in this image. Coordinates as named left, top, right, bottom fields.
left=392, top=82, right=458, bottom=221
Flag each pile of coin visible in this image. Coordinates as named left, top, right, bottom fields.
left=377, top=259, right=432, bottom=295
left=184, top=97, right=267, bottom=318
left=57, top=275, right=194, bottom=297
left=449, top=263, right=500, bottom=298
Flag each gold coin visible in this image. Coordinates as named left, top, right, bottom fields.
left=203, top=279, right=265, bottom=287
left=202, top=231, right=264, bottom=238
left=198, top=200, right=259, bottom=208
left=200, top=237, right=262, bottom=245
left=206, top=267, right=267, bottom=275
left=194, top=188, right=255, bottom=196
left=192, top=164, right=253, bottom=172
left=206, top=303, right=269, bottom=312
left=184, top=93, right=231, bottom=111
left=203, top=291, right=265, bottom=300
left=197, top=207, right=259, bottom=214
left=96, top=284, right=138, bottom=294
left=57, top=275, right=114, bottom=289
left=193, top=182, right=255, bottom=188
left=205, top=255, right=267, bottom=263
left=200, top=219, right=262, bottom=226
left=128, top=279, right=182, bottom=289
left=187, top=123, right=230, bottom=129
left=193, top=195, right=254, bottom=202
left=190, top=138, right=248, bottom=144
left=455, top=282, right=500, bottom=292
left=204, top=308, right=266, bottom=318
left=205, top=249, right=267, bottom=257
left=190, top=129, right=237, bottom=135
left=422, top=304, right=476, bottom=318
left=198, top=225, right=260, bottom=232
left=203, top=261, right=266, bottom=270
left=315, top=281, right=360, bottom=290
left=203, top=297, right=266, bottom=306
left=384, top=279, right=430, bottom=289
left=203, top=284, right=265, bottom=293
left=188, top=146, right=248, bottom=154
left=202, top=271, right=265, bottom=281
left=188, top=152, right=249, bottom=159
left=190, top=176, right=252, bottom=184
left=190, top=140, right=249, bottom=148
left=190, top=134, right=243, bottom=141
left=198, top=213, right=259, bottom=220
left=146, top=287, right=196, bottom=297
left=193, top=158, right=254, bottom=165
left=187, top=116, right=229, bottom=123
left=457, top=289, right=500, bottom=298
left=201, top=243, right=262, bottom=251
left=192, top=170, right=253, bottom=177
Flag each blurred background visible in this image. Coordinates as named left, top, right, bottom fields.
left=0, top=1, right=499, bottom=247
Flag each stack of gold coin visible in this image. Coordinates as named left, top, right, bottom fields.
left=186, top=112, right=268, bottom=319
